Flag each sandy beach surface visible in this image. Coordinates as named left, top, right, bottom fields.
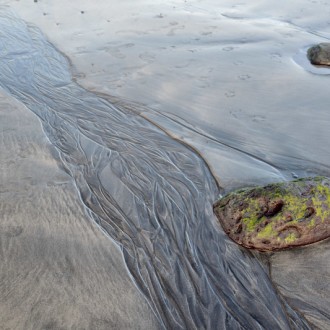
left=4, top=0, right=330, bottom=187
left=0, top=90, right=160, bottom=329
left=1, top=1, right=329, bottom=329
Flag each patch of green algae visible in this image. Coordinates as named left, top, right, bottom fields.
left=312, top=183, right=330, bottom=222
left=284, top=232, right=299, bottom=244
left=257, top=223, right=274, bottom=239
left=238, top=177, right=330, bottom=243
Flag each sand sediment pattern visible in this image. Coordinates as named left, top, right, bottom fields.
left=0, top=9, right=311, bottom=329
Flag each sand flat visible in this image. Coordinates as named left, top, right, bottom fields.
left=0, top=90, right=160, bottom=329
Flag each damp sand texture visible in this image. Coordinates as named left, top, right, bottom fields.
left=0, top=8, right=312, bottom=330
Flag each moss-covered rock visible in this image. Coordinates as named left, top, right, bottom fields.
left=307, top=43, right=330, bottom=66
left=213, top=176, right=330, bottom=252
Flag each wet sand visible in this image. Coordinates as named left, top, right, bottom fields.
left=5, top=0, right=330, bottom=187
left=0, top=91, right=160, bottom=329
left=1, top=1, right=329, bottom=329
left=270, top=239, right=330, bottom=329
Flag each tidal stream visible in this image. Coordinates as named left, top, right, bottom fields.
left=0, top=10, right=312, bottom=330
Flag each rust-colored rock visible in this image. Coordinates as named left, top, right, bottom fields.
left=213, top=176, right=330, bottom=252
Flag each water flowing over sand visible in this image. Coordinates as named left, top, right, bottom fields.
left=0, top=9, right=312, bottom=330
left=1, top=1, right=330, bottom=329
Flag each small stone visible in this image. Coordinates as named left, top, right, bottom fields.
left=213, top=176, right=330, bottom=252
left=307, top=43, right=330, bottom=66
left=265, top=199, right=284, bottom=217
left=304, top=206, right=315, bottom=218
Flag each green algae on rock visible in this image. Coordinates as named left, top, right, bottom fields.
left=307, top=43, right=330, bottom=66
left=214, top=176, right=330, bottom=252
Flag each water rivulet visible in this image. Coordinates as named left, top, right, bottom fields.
left=0, top=10, right=311, bottom=329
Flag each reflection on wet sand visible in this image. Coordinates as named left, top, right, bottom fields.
left=0, top=9, right=311, bottom=330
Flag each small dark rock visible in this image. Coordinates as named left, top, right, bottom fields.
left=304, top=206, right=315, bottom=218
left=307, top=43, right=330, bottom=66
left=265, top=199, right=284, bottom=217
